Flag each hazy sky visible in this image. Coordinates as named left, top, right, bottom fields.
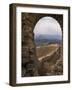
left=34, top=17, right=62, bottom=36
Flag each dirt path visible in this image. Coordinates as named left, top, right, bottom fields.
left=38, top=47, right=59, bottom=61
left=36, top=44, right=59, bottom=59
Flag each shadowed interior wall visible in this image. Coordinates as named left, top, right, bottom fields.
left=21, top=13, right=63, bottom=76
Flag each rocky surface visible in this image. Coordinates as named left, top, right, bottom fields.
left=21, top=13, right=40, bottom=77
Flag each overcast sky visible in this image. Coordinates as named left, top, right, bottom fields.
left=34, top=17, right=62, bottom=36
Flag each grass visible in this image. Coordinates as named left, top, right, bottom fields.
left=36, top=44, right=59, bottom=58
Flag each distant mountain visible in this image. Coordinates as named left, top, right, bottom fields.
left=34, top=34, right=62, bottom=45
left=35, top=34, right=62, bottom=40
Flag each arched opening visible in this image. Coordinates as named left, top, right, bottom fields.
left=34, top=16, right=63, bottom=76
left=34, top=17, right=62, bottom=60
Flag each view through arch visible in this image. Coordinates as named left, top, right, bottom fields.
left=34, top=16, right=63, bottom=76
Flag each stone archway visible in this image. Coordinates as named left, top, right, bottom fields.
left=21, top=13, right=63, bottom=77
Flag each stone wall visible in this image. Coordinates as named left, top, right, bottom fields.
left=21, top=13, right=39, bottom=76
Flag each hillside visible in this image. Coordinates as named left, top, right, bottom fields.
left=36, top=44, right=63, bottom=76
left=35, top=34, right=62, bottom=46
left=36, top=44, right=59, bottom=60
